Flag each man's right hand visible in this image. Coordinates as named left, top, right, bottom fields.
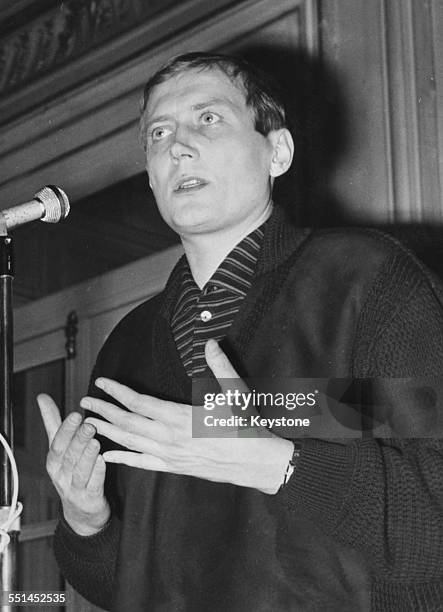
left=38, top=394, right=111, bottom=536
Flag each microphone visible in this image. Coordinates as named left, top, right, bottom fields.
left=0, top=186, right=70, bottom=231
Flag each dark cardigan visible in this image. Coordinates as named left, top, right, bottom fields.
left=55, top=207, right=443, bottom=611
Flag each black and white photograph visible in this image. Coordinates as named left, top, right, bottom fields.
left=0, top=1, right=442, bottom=610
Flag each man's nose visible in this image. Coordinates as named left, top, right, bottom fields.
left=170, top=126, right=198, bottom=163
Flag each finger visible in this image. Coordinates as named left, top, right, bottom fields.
left=85, top=417, right=163, bottom=456
left=94, top=378, right=172, bottom=422
left=71, top=438, right=101, bottom=489
left=205, top=340, right=249, bottom=394
left=80, top=397, right=171, bottom=442
left=49, top=411, right=83, bottom=457
left=86, top=454, right=106, bottom=493
left=60, top=421, right=96, bottom=475
left=103, top=451, right=168, bottom=472
left=37, top=394, right=62, bottom=446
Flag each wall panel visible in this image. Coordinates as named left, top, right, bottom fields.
left=320, top=0, right=443, bottom=223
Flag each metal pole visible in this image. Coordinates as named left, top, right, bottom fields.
left=0, top=272, right=12, bottom=505
left=0, top=233, right=18, bottom=609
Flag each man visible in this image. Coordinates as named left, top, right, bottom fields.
left=38, top=52, right=443, bottom=611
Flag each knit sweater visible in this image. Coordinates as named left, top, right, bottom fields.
left=54, top=207, right=443, bottom=611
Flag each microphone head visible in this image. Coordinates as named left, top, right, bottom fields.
left=34, top=185, right=70, bottom=223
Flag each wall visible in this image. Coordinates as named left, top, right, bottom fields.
left=318, top=0, right=443, bottom=223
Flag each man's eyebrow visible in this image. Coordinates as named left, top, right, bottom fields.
left=145, top=114, right=173, bottom=130
left=146, top=98, right=241, bottom=129
left=191, top=98, right=238, bottom=111
left=146, top=97, right=239, bottom=130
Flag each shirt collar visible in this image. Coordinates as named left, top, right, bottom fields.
left=209, top=224, right=266, bottom=296
left=160, top=205, right=312, bottom=320
left=180, top=221, right=268, bottom=298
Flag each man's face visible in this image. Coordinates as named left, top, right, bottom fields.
left=144, top=68, right=276, bottom=238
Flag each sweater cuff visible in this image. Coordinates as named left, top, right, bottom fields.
left=279, top=439, right=357, bottom=529
left=55, top=513, right=120, bottom=563
left=372, top=579, right=443, bottom=611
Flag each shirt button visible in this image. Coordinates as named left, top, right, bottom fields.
left=200, top=310, right=212, bottom=322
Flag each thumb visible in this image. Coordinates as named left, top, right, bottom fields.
left=205, top=340, right=249, bottom=394
left=37, top=393, right=62, bottom=446
left=205, top=339, right=239, bottom=378
left=205, top=341, right=261, bottom=429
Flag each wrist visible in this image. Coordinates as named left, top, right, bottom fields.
left=279, top=441, right=302, bottom=491
left=257, top=437, right=294, bottom=495
left=63, top=502, right=111, bottom=536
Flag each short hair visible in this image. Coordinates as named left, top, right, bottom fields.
left=139, top=51, right=287, bottom=150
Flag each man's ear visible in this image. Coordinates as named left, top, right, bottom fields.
left=268, top=128, right=294, bottom=178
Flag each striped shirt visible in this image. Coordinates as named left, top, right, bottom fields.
left=171, top=223, right=266, bottom=377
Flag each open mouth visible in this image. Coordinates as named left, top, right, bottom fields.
left=173, top=177, right=208, bottom=192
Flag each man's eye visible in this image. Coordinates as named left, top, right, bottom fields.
left=201, top=112, right=220, bottom=125
left=151, top=126, right=172, bottom=141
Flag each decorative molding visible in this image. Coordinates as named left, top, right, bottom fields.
left=431, top=0, right=443, bottom=216
left=302, top=0, right=319, bottom=56
left=0, top=0, right=236, bottom=125
left=382, top=0, right=442, bottom=222
left=0, top=1, right=57, bottom=32
left=379, top=0, right=395, bottom=222
left=379, top=0, right=418, bottom=222
left=0, top=0, right=177, bottom=98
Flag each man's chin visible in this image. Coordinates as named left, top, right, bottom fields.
left=170, top=211, right=217, bottom=236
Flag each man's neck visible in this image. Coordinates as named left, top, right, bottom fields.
left=181, top=203, right=273, bottom=289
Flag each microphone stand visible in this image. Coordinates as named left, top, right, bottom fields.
left=0, top=187, right=68, bottom=607
left=0, top=218, right=19, bottom=608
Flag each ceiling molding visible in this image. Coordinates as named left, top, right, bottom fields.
left=0, top=0, right=57, bottom=33
left=0, top=0, right=234, bottom=123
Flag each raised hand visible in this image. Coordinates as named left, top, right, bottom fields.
left=82, top=340, right=293, bottom=494
left=38, top=394, right=111, bottom=536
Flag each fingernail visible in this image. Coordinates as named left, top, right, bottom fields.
left=95, top=378, right=105, bottom=390
left=68, top=412, right=82, bottom=425
left=206, top=339, right=219, bottom=355
left=80, top=398, right=91, bottom=410
left=82, top=423, right=95, bottom=436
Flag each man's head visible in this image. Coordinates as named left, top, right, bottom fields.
left=140, top=52, right=288, bottom=149
left=140, top=52, right=294, bottom=239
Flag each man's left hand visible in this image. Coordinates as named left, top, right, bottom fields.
left=83, top=339, right=293, bottom=494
